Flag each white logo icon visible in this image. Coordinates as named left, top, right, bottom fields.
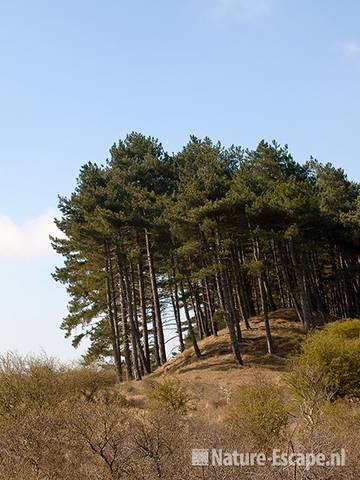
left=192, top=449, right=209, bottom=466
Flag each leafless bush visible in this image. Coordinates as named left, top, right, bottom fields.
left=0, top=352, right=358, bottom=480
left=0, top=352, right=117, bottom=419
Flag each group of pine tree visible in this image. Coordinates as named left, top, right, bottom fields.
left=52, top=133, right=360, bottom=381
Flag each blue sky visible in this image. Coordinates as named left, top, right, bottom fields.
left=0, top=0, right=360, bottom=360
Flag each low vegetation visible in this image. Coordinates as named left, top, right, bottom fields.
left=288, top=319, right=360, bottom=424
left=145, top=376, right=190, bottom=413
left=226, top=374, right=288, bottom=447
left=0, top=352, right=116, bottom=419
left=0, top=315, right=359, bottom=479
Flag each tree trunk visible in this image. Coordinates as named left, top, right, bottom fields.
left=215, top=231, right=243, bottom=366
left=123, top=262, right=142, bottom=380
left=151, top=303, right=161, bottom=367
left=144, top=229, right=167, bottom=364
left=204, top=276, right=217, bottom=335
left=288, top=239, right=312, bottom=332
left=180, top=282, right=201, bottom=358
left=258, top=271, right=275, bottom=354
left=116, top=250, right=133, bottom=380
left=130, top=262, right=150, bottom=375
left=137, top=255, right=151, bottom=373
left=104, top=245, right=123, bottom=382
left=171, top=268, right=185, bottom=351
left=252, top=237, right=275, bottom=354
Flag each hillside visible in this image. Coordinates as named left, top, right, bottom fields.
left=160, top=308, right=303, bottom=374
left=53, top=134, right=360, bottom=380
left=1, top=311, right=359, bottom=480
left=118, top=308, right=305, bottom=407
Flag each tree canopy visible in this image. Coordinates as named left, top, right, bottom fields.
left=52, top=133, right=360, bottom=380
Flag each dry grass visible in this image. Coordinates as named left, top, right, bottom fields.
left=1, top=310, right=359, bottom=480
left=125, top=308, right=305, bottom=413
left=157, top=308, right=304, bottom=375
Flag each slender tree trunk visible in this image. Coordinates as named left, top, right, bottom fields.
left=232, top=246, right=251, bottom=329
left=137, top=255, right=151, bottom=373
left=188, top=281, right=203, bottom=338
left=151, top=303, right=161, bottom=367
left=204, top=277, right=217, bottom=335
left=215, top=271, right=225, bottom=312
left=288, top=239, right=312, bottom=332
left=144, top=229, right=166, bottom=364
left=219, top=266, right=243, bottom=365
left=180, top=282, right=201, bottom=358
left=238, top=243, right=255, bottom=316
left=339, top=251, right=355, bottom=317
left=170, top=258, right=185, bottom=351
left=104, top=245, right=123, bottom=382
left=170, top=279, right=185, bottom=352
left=215, top=231, right=243, bottom=366
left=308, top=250, right=326, bottom=324
left=278, top=241, right=303, bottom=320
left=130, top=262, right=150, bottom=376
left=123, top=262, right=141, bottom=380
left=253, top=237, right=275, bottom=354
left=108, top=252, right=124, bottom=380
left=116, top=250, right=133, bottom=380
left=195, top=286, right=210, bottom=336
left=263, top=270, right=276, bottom=311
left=271, top=240, right=286, bottom=308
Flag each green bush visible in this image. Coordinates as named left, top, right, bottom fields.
left=146, top=376, right=189, bottom=413
left=226, top=376, right=288, bottom=447
left=324, top=318, right=360, bottom=339
left=288, top=319, right=360, bottom=423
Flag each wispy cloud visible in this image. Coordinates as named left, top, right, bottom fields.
left=0, top=210, right=59, bottom=259
left=341, top=41, right=360, bottom=56
left=209, top=0, right=270, bottom=21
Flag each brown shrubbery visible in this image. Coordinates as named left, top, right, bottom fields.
left=0, top=322, right=360, bottom=480
left=0, top=352, right=117, bottom=419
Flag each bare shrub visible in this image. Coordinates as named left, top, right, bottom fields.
left=0, top=406, right=87, bottom=480
left=291, top=400, right=360, bottom=480
left=129, top=409, right=190, bottom=480
left=66, top=401, right=134, bottom=479
left=0, top=352, right=117, bottom=419
left=0, top=352, right=64, bottom=418
left=61, top=365, right=117, bottom=401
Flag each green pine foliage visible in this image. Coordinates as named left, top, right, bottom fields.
left=52, top=133, right=360, bottom=380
